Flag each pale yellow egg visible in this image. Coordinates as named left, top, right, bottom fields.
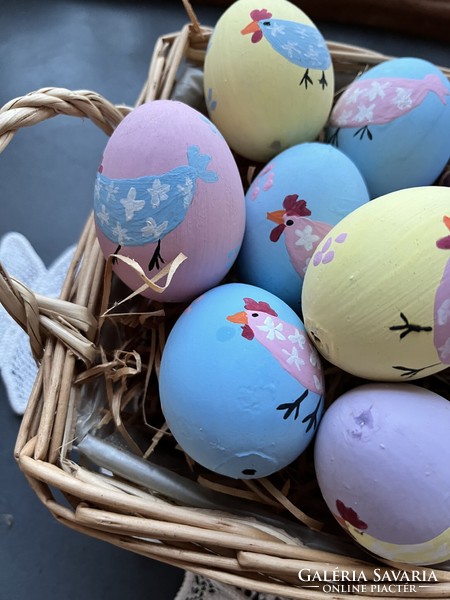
left=204, top=0, right=334, bottom=162
left=302, top=186, right=450, bottom=381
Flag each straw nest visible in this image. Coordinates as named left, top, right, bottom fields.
left=0, top=3, right=449, bottom=598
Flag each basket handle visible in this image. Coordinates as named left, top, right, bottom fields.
left=0, top=86, right=131, bottom=154
left=0, top=87, right=131, bottom=363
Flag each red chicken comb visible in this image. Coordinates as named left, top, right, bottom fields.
left=250, top=8, right=272, bottom=21
left=283, top=194, right=311, bottom=217
left=243, top=298, right=278, bottom=317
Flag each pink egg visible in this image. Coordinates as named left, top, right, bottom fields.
left=94, top=100, right=245, bottom=302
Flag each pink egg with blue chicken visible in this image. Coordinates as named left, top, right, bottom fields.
left=236, top=142, right=370, bottom=310
left=94, top=100, right=245, bottom=302
left=159, top=282, right=324, bottom=479
left=327, top=57, right=450, bottom=198
left=314, top=383, right=450, bottom=565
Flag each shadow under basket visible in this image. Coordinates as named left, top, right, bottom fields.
left=1, top=10, right=450, bottom=600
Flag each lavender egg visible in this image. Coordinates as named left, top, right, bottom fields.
left=159, top=282, right=324, bottom=479
left=94, top=100, right=245, bottom=302
left=314, top=383, right=450, bottom=565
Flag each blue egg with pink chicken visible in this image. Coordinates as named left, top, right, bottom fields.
left=159, top=282, right=324, bottom=479
left=237, top=142, right=370, bottom=311
left=327, top=57, right=450, bottom=198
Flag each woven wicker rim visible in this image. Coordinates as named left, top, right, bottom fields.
left=0, top=10, right=449, bottom=599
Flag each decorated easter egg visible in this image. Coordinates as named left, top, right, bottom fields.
left=302, top=186, right=450, bottom=381
left=94, top=100, right=245, bottom=302
left=314, top=383, right=450, bottom=565
left=159, top=282, right=324, bottom=479
left=327, top=57, right=450, bottom=198
left=237, top=142, right=370, bottom=310
left=204, top=0, right=334, bottom=162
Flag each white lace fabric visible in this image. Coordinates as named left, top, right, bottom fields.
left=0, top=232, right=75, bottom=414
left=175, top=572, right=288, bottom=600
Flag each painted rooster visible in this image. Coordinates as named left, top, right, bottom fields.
left=267, top=194, right=332, bottom=277
left=227, top=297, right=323, bottom=427
left=241, top=9, right=331, bottom=89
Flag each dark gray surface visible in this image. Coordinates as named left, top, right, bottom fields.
left=0, top=1, right=448, bottom=599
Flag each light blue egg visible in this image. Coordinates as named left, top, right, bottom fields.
left=236, top=142, right=369, bottom=311
left=159, top=282, right=324, bottom=479
left=328, top=57, right=450, bottom=198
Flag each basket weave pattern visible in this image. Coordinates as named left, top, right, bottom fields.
left=1, top=18, right=449, bottom=600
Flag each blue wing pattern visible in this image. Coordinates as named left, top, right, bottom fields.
left=94, top=145, right=218, bottom=247
left=259, top=19, right=331, bottom=70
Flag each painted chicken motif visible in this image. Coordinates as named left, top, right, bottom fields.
left=267, top=194, right=332, bottom=277
left=94, top=145, right=218, bottom=271
left=434, top=215, right=450, bottom=365
left=389, top=216, right=450, bottom=378
left=227, top=297, right=323, bottom=427
left=241, top=9, right=331, bottom=88
left=329, top=74, right=449, bottom=142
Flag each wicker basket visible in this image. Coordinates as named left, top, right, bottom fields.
left=1, top=5, right=450, bottom=599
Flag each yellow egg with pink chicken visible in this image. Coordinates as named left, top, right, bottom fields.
left=204, top=0, right=334, bottom=162
left=302, top=186, right=450, bottom=382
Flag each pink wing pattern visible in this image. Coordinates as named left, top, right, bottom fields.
left=249, top=311, right=324, bottom=394
left=331, top=74, right=449, bottom=128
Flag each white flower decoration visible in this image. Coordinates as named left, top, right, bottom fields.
left=282, top=346, right=305, bottom=370
left=257, top=316, right=286, bottom=341
left=148, top=179, right=170, bottom=208
left=288, top=328, right=305, bottom=348
left=394, top=87, right=413, bottom=110
left=294, top=225, right=320, bottom=251
left=310, top=348, right=319, bottom=367
left=105, top=181, right=119, bottom=202
left=354, top=103, right=375, bottom=123
left=364, top=81, right=390, bottom=101
left=269, top=23, right=285, bottom=37
left=96, top=204, right=109, bottom=226
left=281, top=41, right=300, bottom=59
left=438, top=337, right=450, bottom=360
left=94, top=178, right=102, bottom=201
left=177, top=177, right=194, bottom=208
left=437, top=299, right=450, bottom=326
left=111, top=222, right=130, bottom=245
left=120, top=187, right=145, bottom=221
left=313, top=374, right=323, bottom=393
left=141, top=217, right=168, bottom=239
left=345, top=86, right=365, bottom=105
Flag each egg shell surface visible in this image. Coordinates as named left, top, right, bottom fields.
left=237, top=142, right=370, bottom=310
left=94, top=100, right=245, bottom=302
left=159, top=282, right=324, bottom=479
left=328, top=57, right=450, bottom=198
left=314, top=383, right=450, bottom=565
left=204, top=0, right=334, bottom=162
left=302, top=186, right=450, bottom=381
